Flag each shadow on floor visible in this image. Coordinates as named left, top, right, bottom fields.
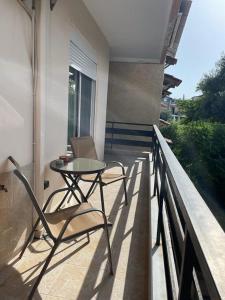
left=0, top=263, right=41, bottom=300
left=76, top=152, right=149, bottom=300
left=0, top=150, right=150, bottom=300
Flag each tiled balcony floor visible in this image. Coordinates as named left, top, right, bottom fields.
left=0, top=150, right=149, bottom=300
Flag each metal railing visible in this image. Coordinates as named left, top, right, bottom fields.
left=152, top=125, right=225, bottom=300
left=105, top=121, right=153, bottom=148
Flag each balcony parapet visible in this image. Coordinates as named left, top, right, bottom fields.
left=152, top=124, right=225, bottom=300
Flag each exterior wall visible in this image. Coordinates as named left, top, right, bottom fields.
left=0, top=0, right=109, bottom=265
left=0, top=1, right=33, bottom=267
left=44, top=0, right=109, bottom=203
left=0, top=1, right=33, bottom=168
left=0, top=165, right=33, bottom=268
left=107, top=62, right=164, bottom=124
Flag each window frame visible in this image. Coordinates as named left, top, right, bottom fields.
left=67, top=65, right=96, bottom=145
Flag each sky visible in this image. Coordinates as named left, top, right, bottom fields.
left=168, top=0, right=225, bottom=99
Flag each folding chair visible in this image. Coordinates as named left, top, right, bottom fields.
left=9, top=157, right=113, bottom=299
left=70, top=136, right=128, bottom=213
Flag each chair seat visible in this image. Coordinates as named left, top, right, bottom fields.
left=81, top=172, right=126, bottom=185
left=45, top=202, right=104, bottom=239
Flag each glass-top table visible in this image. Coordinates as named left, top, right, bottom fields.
left=49, top=158, right=107, bottom=212
left=50, top=158, right=106, bottom=175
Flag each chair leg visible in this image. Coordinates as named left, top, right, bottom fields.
left=87, top=232, right=90, bottom=243
left=19, top=218, right=40, bottom=259
left=123, top=178, right=128, bottom=206
left=104, top=226, right=113, bottom=275
left=28, top=241, right=59, bottom=299
left=99, top=179, right=106, bottom=214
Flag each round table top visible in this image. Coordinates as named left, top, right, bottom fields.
left=50, top=158, right=106, bottom=175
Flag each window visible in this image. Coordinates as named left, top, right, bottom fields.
left=67, top=40, right=97, bottom=145
left=67, top=66, right=96, bottom=144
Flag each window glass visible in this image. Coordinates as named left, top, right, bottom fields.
left=80, top=74, right=92, bottom=136
left=67, top=67, right=79, bottom=144
left=67, top=66, right=95, bottom=145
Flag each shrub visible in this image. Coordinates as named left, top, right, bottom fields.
left=161, top=122, right=225, bottom=206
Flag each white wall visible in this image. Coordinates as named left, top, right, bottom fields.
left=45, top=0, right=109, bottom=164
left=0, top=0, right=34, bottom=267
left=0, top=0, right=33, bottom=170
left=43, top=0, right=110, bottom=199
left=0, top=0, right=109, bottom=264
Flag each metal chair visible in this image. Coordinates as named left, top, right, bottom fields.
left=70, top=136, right=128, bottom=213
left=9, top=157, right=113, bottom=299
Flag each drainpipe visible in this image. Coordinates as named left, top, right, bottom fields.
left=17, top=0, right=49, bottom=237
left=31, top=0, right=38, bottom=197
left=33, top=0, right=49, bottom=237
left=17, top=0, right=37, bottom=196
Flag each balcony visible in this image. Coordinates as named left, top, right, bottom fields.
left=0, top=124, right=224, bottom=299
left=0, top=150, right=150, bottom=299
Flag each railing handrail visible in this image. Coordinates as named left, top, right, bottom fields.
left=153, top=124, right=225, bottom=299
left=106, top=120, right=153, bottom=127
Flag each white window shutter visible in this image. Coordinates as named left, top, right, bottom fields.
left=69, top=41, right=97, bottom=80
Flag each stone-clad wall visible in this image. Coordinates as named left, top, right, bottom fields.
left=107, top=62, right=164, bottom=125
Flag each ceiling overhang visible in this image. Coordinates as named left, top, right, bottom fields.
left=83, top=0, right=187, bottom=63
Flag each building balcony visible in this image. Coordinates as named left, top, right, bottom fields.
left=0, top=124, right=224, bottom=299
left=0, top=149, right=150, bottom=299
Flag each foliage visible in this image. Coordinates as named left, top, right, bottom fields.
left=160, top=110, right=172, bottom=121
left=161, top=122, right=225, bottom=206
left=177, top=55, right=225, bottom=123
left=176, top=99, right=203, bottom=122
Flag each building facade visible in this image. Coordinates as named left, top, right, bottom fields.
left=0, top=0, right=191, bottom=267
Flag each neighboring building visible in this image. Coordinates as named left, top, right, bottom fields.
left=0, top=0, right=191, bottom=267
left=162, top=73, right=182, bottom=98
left=161, top=96, right=181, bottom=121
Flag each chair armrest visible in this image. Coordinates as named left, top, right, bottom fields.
left=106, top=161, right=125, bottom=175
left=58, top=208, right=107, bottom=239
left=43, top=187, right=70, bottom=213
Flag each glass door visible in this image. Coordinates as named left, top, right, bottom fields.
left=67, top=66, right=96, bottom=146
left=67, top=67, right=79, bottom=144
left=80, top=74, right=93, bottom=136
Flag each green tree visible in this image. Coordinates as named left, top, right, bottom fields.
left=177, top=55, right=225, bottom=123
left=160, top=110, right=172, bottom=121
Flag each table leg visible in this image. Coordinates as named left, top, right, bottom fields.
left=61, top=173, right=81, bottom=204
left=85, top=173, right=101, bottom=199
left=67, top=174, right=86, bottom=202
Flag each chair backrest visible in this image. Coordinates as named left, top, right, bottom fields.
left=9, top=157, right=52, bottom=238
left=70, top=136, right=98, bottom=160
left=8, top=156, right=21, bottom=170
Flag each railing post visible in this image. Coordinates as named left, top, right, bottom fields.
left=178, top=228, right=194, bottom=300
left=153, top=141, right=159, bottom=197
left=111, top=122, right=114, bottom=149
left=156, top=159, right=166, bottom=245
left=152, top=133, right=156, bottom=169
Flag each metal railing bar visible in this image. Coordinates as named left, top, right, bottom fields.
left=106, top=127, right=154, bottom=137
left=164, top=192, right=183, bottom=273
left=153, top=125, right=225, bottom=300
left=106, top=120, right=153, bottom=127
left=105, top=138, right=152, bottom=148
left=165, top=177, right=184, bottom=245
left=164, top=167, right=186, bottom=231
left=162, top=203, right=179, bottom=300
